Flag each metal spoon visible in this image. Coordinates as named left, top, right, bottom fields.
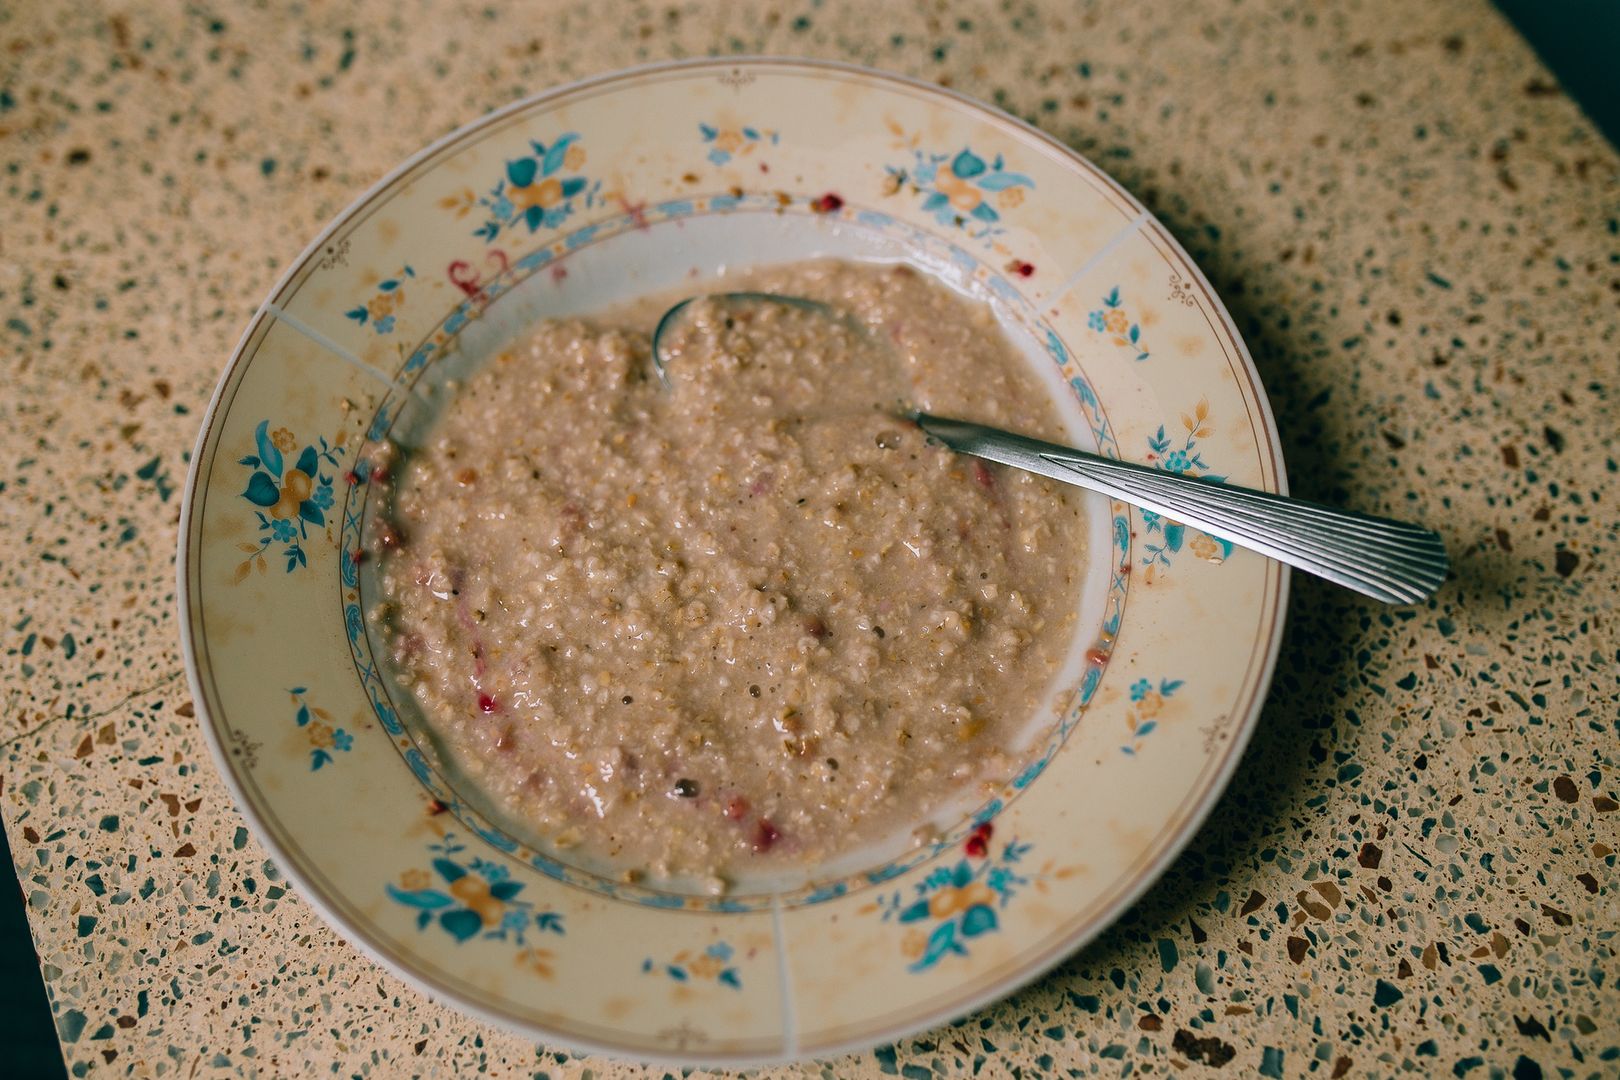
left=652, top=293, right=1448, bottom=604
left=913, top=413, right=1447, bottom=604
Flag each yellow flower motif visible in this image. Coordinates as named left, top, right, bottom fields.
left=714, top=129, right=744, bottom=152
left=270, top=427, right=296, bottom=453
left=997, top=186, right=1026, bottom=209
left=307, top=721, right=334, bottom=749
left=1189, top=532, right=1224, bottom=562
left=935, top=169, right=983, bottom=212
left=902, top=928, right=928, bottom=959
left=687, top=953, right=723, bottom=978
left=270, top=467, right=313, bottom=519
left=449, top=875, right=504, bottom=926
left=1134, top=693, right=1163, bottom=721
left=563, top=144, right=585, bottom=170
left=929, top=881, right=994, bottom=919
left=1104, top=309, right=1130, bottom=335
left=511, top=177, right=564, bottom=211
left=399, top=868, right=432, bottom=891
left=367, top=291, right=397, bottom=320
left=960, top=881, right=994, bottom=909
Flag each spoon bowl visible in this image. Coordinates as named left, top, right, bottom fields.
left=650, top=292, right=839, bottom=388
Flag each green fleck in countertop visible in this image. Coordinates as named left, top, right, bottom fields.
left=2, top=1, right=1616, bottom=1076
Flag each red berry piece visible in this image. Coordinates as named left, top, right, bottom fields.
left=752, top=818, right=781, bottom=852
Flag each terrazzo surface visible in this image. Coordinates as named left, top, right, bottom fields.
left=2, top=0, right=1616, bottom=1076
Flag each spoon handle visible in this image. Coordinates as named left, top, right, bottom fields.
left=915, top=413, right=1447, bottom=604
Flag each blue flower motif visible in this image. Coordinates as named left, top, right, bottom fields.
left=1088, top=310, right=1107, bottom=332
left=491, top=194, right=514, bottom=221
left=1163, top=450, right=1190, bottom=473
left=500, top=909, right=530, bottom=934
left=1130, top=678, right=1153, bottom=702
left=331, top=728, right=354, bottom=752
left=471, top=858, right=510, bottom=884
left=1140, top=509, right=1161, bottom=529
left=706, top=941, right=734, bottom=961
left=311, top=483, right=335, bottom=510
left=271, top=518, right=297, bottom=542
left=890, top=146, right=1032, bottom=242
left=374, top=315, right=395, bottom=335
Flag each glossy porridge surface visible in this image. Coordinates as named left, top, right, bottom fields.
left=375, top=260, right=1086, bottom=887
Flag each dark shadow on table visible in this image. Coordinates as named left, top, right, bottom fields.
left=0, top=821, right=69, bottom=1078
left=1026, top=0, right=1615, bottom=975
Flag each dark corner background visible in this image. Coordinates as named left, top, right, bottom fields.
left=1496, top=0, right=1620, bottom=148
left=1, top=4, right=1615, bottom=1078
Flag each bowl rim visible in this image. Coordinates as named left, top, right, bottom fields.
left=177, top=54, right=1290, bottom=1066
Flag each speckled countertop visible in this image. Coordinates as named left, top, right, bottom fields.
left=2, top=1, right=1616, bottom=1077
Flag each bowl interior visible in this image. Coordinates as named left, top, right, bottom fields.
left=362, top=209, right=1120, bottom=900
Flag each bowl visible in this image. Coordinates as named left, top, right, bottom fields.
left=179, top=57, right=1288, bottom=1064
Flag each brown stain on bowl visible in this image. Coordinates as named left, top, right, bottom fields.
left=198, top=603, right=254, bottom=649
left=1108, top=818, right=1156, bottom=859
left=601, top=995, right=637, bottom=1021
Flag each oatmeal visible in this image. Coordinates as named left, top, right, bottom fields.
left=374, top=260, right=1085, bottom=885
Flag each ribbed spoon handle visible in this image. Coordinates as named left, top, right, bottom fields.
left=915, top=413, right=1447, bottom=604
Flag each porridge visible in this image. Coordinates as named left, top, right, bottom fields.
left=372, top=260, right=1085, bottom=887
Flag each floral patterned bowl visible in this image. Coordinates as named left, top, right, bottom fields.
left=178, top=58, right=1287, bottom=1064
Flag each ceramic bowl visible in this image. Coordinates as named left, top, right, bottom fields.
left=179, top=57, right=1288, bottom=1064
